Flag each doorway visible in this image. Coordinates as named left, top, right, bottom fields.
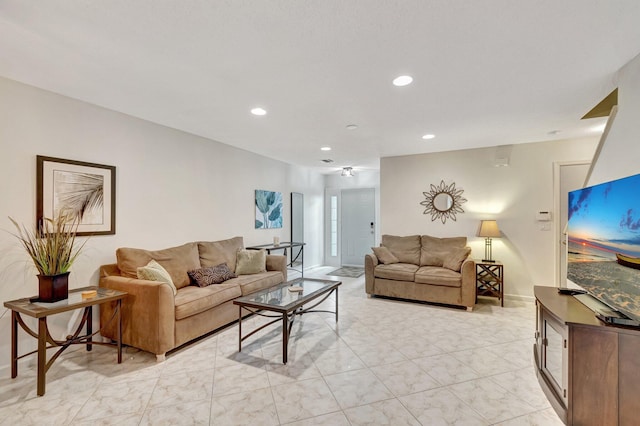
left=340, top=188, right=375, bottom=266
left=555, top=162, right=590, bottom=286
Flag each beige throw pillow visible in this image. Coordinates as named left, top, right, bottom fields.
left=235, top=249, right=267, bottom=275
left=137, top=260, right=178, bottom=295
left=442, top=247, right=472, bottom=272
left=372, top=246, right=399, bottom=264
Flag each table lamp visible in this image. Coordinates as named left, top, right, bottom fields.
left=478, top=220, right=501, bottom=262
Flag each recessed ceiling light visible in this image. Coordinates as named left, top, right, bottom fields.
left=393, top=75, right=413, bottom=87
left=547, top=130, right=561, bottom=135
left=321, top=146, right=331, bottom=151
left=346, top=124, right=358, bottom=130
left=422, top=134, right=435, bottom=140
left=251, top=107, right=267, bottom=116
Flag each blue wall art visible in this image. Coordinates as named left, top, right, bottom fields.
left=255, top=190, right=283, bottom=229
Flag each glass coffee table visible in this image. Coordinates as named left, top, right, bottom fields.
left=233, top=278, right=341, bottom=364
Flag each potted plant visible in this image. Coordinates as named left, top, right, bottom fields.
left=9, top=211, right=86, bottom=302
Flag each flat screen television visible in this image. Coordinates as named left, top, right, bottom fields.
left=567, top=172, right=640, bottom=323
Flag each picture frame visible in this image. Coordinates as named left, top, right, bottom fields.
left=37, top=155, right=116, bottom=236
left=255, top=189, right=283, bottom=229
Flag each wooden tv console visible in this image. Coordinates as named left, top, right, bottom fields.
left=534, top=286, right=640, bottom=425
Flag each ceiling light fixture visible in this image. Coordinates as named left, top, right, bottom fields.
left=341, top=167, right=355, bottom=177
left=422, top=134, right=435, bottom=140
left=346, top=124, right=358, bottom=130
left=393, top=75, right=413, bottom=87
left=250, top=107, right=267, bottom=116
left=321, top=146, right=331, bottom=151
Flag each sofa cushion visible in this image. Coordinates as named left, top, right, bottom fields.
left=226, top=271, right=284, bottom=296
left=371, top=246, right=399, bottom=265
left=442, top=247, right=472, bottom=272
left=420, top=235, right=467, bottom=266
left=415, top=266, right=462, bottom=287
left=174, top=283, right=242, bottom=320
left=374, top=263, right=419, bottom=281
left=188, top=264, right=237, bottom=287
left=136, top=259, right=178, bottom=296
left=117, top=242, right=200, bottom=289
left=381, top=235, right=421, bottom=265
left=235, top=249, right=267, bottom=275
left=198, top=237, right=244, bottom=273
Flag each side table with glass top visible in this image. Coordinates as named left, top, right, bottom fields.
left=475, top=260, right=504, bottom=307
left=4, top=286, right=127, bottom=396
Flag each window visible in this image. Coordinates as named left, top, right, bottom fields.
left=330, top=195, right=338, bottom=257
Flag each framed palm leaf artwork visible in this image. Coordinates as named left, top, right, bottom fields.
left=255, top=190, right=283, bottom=229
left=37, top=156, right=116, bottom=236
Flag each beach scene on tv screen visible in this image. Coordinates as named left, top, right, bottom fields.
left=567, top=173, right=640, bottom=320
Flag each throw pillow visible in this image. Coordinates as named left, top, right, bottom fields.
left=235, top=249, right=267, bottom=275
left=188, top=264, right=237, bottom=287
left=442, top=247, right=472, bottom=272
left=371, top=246, right=399, bottom=264
left=137, top=259, right=178, bottom=295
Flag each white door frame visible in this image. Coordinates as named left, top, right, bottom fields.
left=324, top=187, right=377, bottom=268
left=553, top=160, right=591, bottom=287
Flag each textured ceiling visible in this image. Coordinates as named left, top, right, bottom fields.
left=1, top=1, right=640, bottom=173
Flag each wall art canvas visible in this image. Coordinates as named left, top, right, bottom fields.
left=37, top=156, right=116, bottom=236
left=255, top=190, right=283, bottom=229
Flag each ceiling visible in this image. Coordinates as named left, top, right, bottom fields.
left=2, top=1, right=640, bottom=174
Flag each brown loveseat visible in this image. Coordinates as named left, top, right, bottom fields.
left=365, top=234, right=476, bottom=310
left=99, top=236, right=286, bottom=360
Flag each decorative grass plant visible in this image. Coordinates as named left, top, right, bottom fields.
left=9, top=211, right=85, bottom=276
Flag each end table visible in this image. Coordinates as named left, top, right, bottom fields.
left=4, top=286, right=127, bottom=396
left=475, top=260, right=504, bottom=307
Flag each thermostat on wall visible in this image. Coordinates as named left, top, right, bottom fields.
left=536, top=211, right=552, bottom=221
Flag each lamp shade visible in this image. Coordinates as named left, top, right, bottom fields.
left=478, top=220, right=501, bottom=238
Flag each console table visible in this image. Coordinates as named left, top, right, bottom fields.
left=246, top=241, right=305, bottom=277
left=534, top=286, right=640, bottom=425
left=4, top=286, right=127, bottom=396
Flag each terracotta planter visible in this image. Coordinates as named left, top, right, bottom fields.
left=37, top=272, right=70, bottom=302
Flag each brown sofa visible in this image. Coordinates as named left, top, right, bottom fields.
left=99, top=236, right=286, bottom=360
left=365, top=234, right=476, bottom=311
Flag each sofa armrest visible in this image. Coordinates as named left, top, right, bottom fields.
left=266, top=254, right=287, bottom=282
left=99, top=274, right=175, bottom=356
left=365, top=253, right=379, bottom=294
left=460, top=258, right=476, bottom=308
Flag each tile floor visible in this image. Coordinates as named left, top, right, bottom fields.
left=0, top=268, right=563, bottom=425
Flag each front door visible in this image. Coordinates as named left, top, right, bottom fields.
left=341, top=188, right=375, bottom=266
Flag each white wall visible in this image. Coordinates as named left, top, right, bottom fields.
left=588, top=52, right=640, bottom=185
left=380, top=138, right=598, bottom=299
left=0, top=77, right=324, bottom=371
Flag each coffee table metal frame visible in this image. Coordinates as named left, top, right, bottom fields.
left=234, top=278, right=341, bottom=364
left=4, top=286, right=127, bottom=396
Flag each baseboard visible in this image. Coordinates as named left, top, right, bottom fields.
left=505, top=294, right=535, bottom=303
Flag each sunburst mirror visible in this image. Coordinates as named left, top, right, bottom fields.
left=420, top=180, right=467, bottom=223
